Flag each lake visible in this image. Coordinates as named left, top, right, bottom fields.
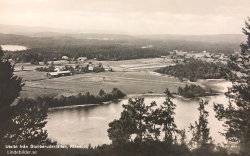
left=1, top=45, right=28, bottom=51
left=45, top=93, right=229, bottom=147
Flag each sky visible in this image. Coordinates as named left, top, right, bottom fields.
left=0, top=0, right=250, bottom=35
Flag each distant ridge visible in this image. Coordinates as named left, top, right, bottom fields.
left=0, top=24, right=127, bottom=34
left=0, top=24, right=135, bottom=40
left=0, top=24, right=246, bottom=43
left=138, top=34, right=246, bottom=44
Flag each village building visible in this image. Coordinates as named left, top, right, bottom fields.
left=2, top=58, right=13, bottom=62
left=62, top=56, right=69, bottom=60
left=47, top=71, right=71, bottom=78
left=54, top=66, right=65, bottom=72
left=88, top=65, right=94, bottom=71
left=103, top=65, right=112, bottom=71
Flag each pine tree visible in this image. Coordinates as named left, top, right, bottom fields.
left=159, top=89, right=178, bottom=144
left=214, top=17, right=250, bottom=154
left=99, top=89, right=105, bottom=96
left=146, top=101, right=161, bottom=140
left=0, top=46, right=23, bottom=155
left=189, top=100, right=213, bottom=148
left=0, top=46, right=24, bottom=146
left=108, top=98, right=158, bottom=145
left=3, top=98, right=56, bottom=145
left=0, top=46, right=54, bottom=155
left=124, top=98, right=149, bottom=142
left=107, top=89, right=179, bottom=146
left=107, top=110, right=136, bottom=146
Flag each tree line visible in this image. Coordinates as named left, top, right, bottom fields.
left=0, top=33, right=239, bottom=63
left=103, top=90, right=223, bottom=156
left=3, top=45, right=171, bottom=63
left=30, top=88, right=126, bottom=108
left=155, top=58, right=226, bottom=82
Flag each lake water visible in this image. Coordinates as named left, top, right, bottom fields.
left=45, top=93, right=229, bottom=147
left=1, top=45, right=28, bottom=51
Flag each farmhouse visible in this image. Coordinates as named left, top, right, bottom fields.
left=62, top=56, right=69, bottom=60
left=47, top=71, right=71, bottom=78
left=103, top=65, right=112, bottom=71
left=54, top=66, right=65, bottom=72
left=88, top=65, right=94, bottom=71
left=78, top=57, right=87, bottom=62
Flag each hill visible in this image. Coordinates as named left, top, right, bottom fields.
left=139, top=34, right=246, bottom=44
left=0, top=24, right=246, bottom=43
left=0, top=24, right=135, bottom=40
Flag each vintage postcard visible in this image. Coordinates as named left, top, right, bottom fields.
left=0, top=0, right=250, bottom=155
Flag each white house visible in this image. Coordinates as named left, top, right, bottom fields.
left=54, top=66, right=65, bottom=72
left=62, top=56, right=69, bottom=60
left=104, top=65, right=112, bottom=71
left=88, top=65, right=94, bottom=71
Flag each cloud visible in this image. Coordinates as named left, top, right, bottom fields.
left=0, top=0, right=249, bottom=35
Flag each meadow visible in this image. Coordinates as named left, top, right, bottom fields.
left=14, top=58, right=184, bottom=98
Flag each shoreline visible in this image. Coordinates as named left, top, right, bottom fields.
left=47, top=92, right=222, bottom=111
left=48, top=104, right=100, bottom=111
left=48, top=79, right=231, bottom=110
left=48, top=100, right=119, bottom=111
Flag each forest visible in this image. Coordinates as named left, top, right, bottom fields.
left=0, top=33, right=239, bottom=63
left=155, top=58, right=226, bottom=82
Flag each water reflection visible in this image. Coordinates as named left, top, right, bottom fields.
left=1, top=45, right=28, bottom=51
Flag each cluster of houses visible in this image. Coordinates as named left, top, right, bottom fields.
left=164, top=50, right=230, bottom=62
left=47, top=56, right=112, bottom=78
left=203, top=51, right=229, bottom=61
left=71, top=62, right=112, bottom=72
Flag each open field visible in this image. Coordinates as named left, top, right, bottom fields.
left=18, top=71, right=184, bottom=98
left=14, top=58, right=185, bottom=98
left=14, top=57, right=230, bottom=99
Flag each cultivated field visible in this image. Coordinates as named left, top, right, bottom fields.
left=14, top=58, right=185, bottom=98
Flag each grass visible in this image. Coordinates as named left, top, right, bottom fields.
left=14, top=58, right=184, bottom=99
left=18, top=71, right=184, bottom=98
